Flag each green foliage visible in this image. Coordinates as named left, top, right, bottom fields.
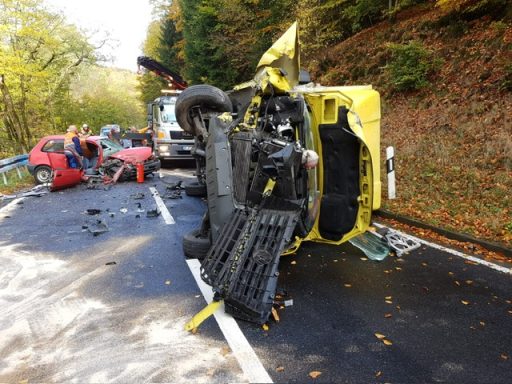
left=343, top=0, right=386, bottom=33
left=59, top=67, right=146, bottom=131
left=386, top=41, right=440, bottom=91
left=0, top=0, right=97, bottom=155
left=500, top=64, right=512, bottom=92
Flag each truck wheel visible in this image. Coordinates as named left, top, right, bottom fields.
left=183, top=228, right=211, bottom=260
left=185, top=181, right=207, bottom=197
left=35, top=165, right=52, bottom=184
left=175, top=85, right=233, bottom=135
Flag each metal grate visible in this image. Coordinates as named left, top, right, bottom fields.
left=200, top=198, right=301, bottom=323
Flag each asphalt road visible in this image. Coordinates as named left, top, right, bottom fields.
left=0, top=165, right=511, bottom=383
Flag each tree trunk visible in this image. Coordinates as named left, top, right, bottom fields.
left=0, top=75, right=29, bottom=153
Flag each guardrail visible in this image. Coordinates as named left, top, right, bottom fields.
left=0, top=154, right=29, bottom=185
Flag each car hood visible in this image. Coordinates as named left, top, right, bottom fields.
left=255, top=21, right=299, bottom=89
left=109, top=147, right=153, bottom=163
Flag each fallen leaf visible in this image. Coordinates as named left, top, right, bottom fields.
left=344, top=283, right=352, bottom=288
left=385, top=300, right=393, bottom=304
left=396, top=305, right=401, bottom=310
left=501, top=354, right=509, bottom=360
left=384, top=313, right=393, bottom=318
left=375, top=371, right=382, bottom=378
left=360, top=257, right=368, bottom=261
left=448, top=272, right=455, bottom=276
left=384, top=270, right=392, bottom=274
left=383, top=339, right=393, bottom=346
left=421, top=262, right=428, bottom=267
left=385, top=296, right=392, bottom=300
left=461, top=300, right=470, bottom=305
left=395, top=267, right=402, bottom=271
left=271, top=307, right=280, bottom=322
left=465, top=260, right=478, bottom=265
left=374, top=333, right=386, bottom=339
left=262, top=324, right=269, bottom=331
left=220, top=346, right=230, bottom=356
left=479, top=321, right=485, bottom=326
left=165, top=280, right=171, bottom=285
left=309, top=371, right=322, bottom=379
left=291, top=261, right=297, bottom=265
left=276, top=366, right=285, bottom=372
left=508, top=310, right=512, bottom=315
left=333, top=259, right=338, bottom=262
left=466, top=280, right=474, bottom=285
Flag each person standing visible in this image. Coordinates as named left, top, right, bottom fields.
left=80, top=123, right=92, bottom=138
left=64, top=125, right=84, bottom=168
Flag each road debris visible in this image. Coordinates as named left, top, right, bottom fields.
left=147, top=208, right=161, bottom=218
left=131, top=192, right=145, bottom=200
left=309, top=371, right=322, bottom=379
left=87, top=219, right=109, bottom=236
left=165, top=180, right=184, bottom=191
left=85, top=209, right=101, bottom=215
left=105, top=261, right=117, bottom=266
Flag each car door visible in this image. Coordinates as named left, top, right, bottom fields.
left=44, top=139, right=83, bottom=191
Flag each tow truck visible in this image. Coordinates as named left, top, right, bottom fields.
left=137, top=56, right=195, bottom=164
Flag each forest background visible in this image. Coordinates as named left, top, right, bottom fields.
left=1, top=0, right=511, bottom=247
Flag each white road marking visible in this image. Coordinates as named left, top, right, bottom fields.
left=374, top=222, right=512, bottom=274
left=0, top=197, right=24, bottom=215
left=149, top=187, right=175, bottom=225
left=186, top=259, right=273, bottom=384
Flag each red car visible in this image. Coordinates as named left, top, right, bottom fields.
left=28, top=135, right=161, bottom=190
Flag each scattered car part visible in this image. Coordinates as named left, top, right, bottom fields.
left=349, top=231, right=390, bottom=261
left=146, top=208, right=161, bottom=217
left=85, top=209, right=101, bottom=215
left=88, top=220, right=109, bottom=236
left=131, top=192, right=145, bottom=199
left=183, top=228, right=210, bottom=260
left=184, top=181, right=207, bottom=197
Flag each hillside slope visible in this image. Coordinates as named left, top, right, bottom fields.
left=308, top=3, right=511, bottom=247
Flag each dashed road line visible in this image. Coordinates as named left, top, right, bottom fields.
left=186, top=259, right=273, bottom=384
left=149, top=187, right=175, bottom=225
left=374, top=222, right=511, bottom=274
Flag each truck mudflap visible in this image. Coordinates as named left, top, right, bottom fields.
left=200, top=197, right=302, bottom=324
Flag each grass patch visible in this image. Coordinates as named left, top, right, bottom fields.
left=0, top=168, right=35, bottom=195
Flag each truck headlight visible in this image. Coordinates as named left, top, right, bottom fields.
left=159, top=145, right=169, bottom=151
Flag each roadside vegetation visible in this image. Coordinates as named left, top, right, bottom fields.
left=0, top=0, right=145, bottom=159
left=1, top=0, right=510, bottom=248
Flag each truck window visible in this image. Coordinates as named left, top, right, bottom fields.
left=161, top=104, right=177, bottom=123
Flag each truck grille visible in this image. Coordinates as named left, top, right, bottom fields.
left=169, top=130, right=193, bottom=140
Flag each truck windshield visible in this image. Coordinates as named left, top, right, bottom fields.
left=161, top=104, right=177, bottom=123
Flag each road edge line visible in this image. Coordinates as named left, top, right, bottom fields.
left=149, top=187, right=175, bottom=225
left=186, top=259, right=273, bottom=384
left=374, top=223, right=511, bottom=274
left=0, top=197, right=24, bottom=214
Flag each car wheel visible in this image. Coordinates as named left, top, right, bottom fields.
left=183, top=228, right=211, bottom=260
left=175, top=85, right=233, bottom=135
left=34, top=165, right=52, bottom=184
left=184, top=181, right=207, bottom=197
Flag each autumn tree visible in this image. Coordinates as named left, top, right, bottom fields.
left=0, top=0, right=98, bottom=154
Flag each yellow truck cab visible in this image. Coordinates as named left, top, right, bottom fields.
left=177, top=22, right=383, bottom=325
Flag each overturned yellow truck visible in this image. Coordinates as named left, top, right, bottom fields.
left=176, top=23, right=382, bottom=325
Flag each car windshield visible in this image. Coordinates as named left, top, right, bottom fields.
left=100, top=138, right=124, bottom=153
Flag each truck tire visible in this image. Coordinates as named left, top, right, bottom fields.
left=183, top=228, right=211, bottom=260
left=175, top=85, right=233, bottom=135
left=184, top=181, right=207, bottom=197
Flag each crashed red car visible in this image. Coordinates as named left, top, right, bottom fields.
left=27, top=135, right=161, bottom=190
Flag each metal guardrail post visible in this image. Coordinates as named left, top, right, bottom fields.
left=0, top=154, right=29, bottom=185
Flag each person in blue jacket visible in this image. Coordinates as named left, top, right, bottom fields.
left=64, top=125, right=84, bottom=168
